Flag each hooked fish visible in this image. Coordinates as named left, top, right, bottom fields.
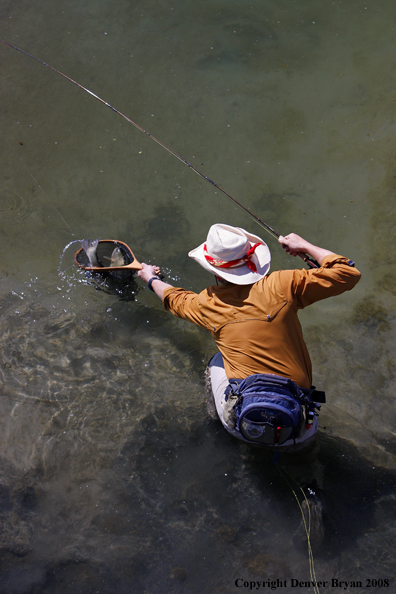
left=109, top=247, right=126, bottom=267
left=81, top=239, right=100, bottom=267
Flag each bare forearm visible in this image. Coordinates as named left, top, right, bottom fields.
left=137, top=263, right=173, bottom=300
left=297, top=241, right=335, bottom=266
left=148, top=277, right=173, bottom=300
left=278, top=234, right=335, bottom=266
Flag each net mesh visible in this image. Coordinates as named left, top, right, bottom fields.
left=75, top=240, right=134, bottom=269
left=75, top=240, right=140, bottom=300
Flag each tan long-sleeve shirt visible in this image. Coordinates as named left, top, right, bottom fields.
left=162, top=255, right=361, bottom=388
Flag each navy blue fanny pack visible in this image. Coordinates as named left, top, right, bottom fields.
left=224, top=374, right=325, bottom=446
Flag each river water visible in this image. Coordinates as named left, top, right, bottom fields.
left=1, top=0, right=396, bottom=592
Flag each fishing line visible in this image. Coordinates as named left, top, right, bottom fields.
left=276, top=464, right=321, bottom=594
left=0, top=128, right=74, bottom=236
left=0, top=39, right=318, bottom=267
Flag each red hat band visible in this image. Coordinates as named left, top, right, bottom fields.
left=203, top=242, right=262, bottom=273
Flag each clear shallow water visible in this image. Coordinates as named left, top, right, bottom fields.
left=1, top=0, right=396, bottom=592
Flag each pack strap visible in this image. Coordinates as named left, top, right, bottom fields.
left=301, top=386, right=326, bottom=403
left=224, top=379, right=242, bottom=402
left=225, top=375, right=326, bottom=403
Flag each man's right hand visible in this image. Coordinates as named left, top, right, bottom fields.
left=278, top=233, right=310, bottom=256
left=278, top=234, right=335, bottom=266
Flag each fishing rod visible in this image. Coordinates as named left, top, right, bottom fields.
left=0, top=39, right=319, bottom=268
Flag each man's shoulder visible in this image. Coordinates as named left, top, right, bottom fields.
left=253, top=269, right=295, bottom=288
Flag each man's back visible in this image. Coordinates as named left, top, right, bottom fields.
left=163, top=253, right=361, bottom=387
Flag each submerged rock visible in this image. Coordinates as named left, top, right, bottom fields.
left=170, top=566, right=187, bottom=581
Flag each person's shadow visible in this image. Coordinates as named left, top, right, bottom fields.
left=245, top=431, right=396, bottom=557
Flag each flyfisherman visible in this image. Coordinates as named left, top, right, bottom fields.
left=138, top=224, right=361, bottom=451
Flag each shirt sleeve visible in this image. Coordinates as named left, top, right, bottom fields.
left=162, top=287, right=210, bottom=329
left=279, top=254, right=361, bottom=309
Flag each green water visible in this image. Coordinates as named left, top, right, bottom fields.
left=1, top=0, right=396, bottom=592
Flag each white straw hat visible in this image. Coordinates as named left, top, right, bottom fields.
left=188, top=224, right=271, bottom=285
